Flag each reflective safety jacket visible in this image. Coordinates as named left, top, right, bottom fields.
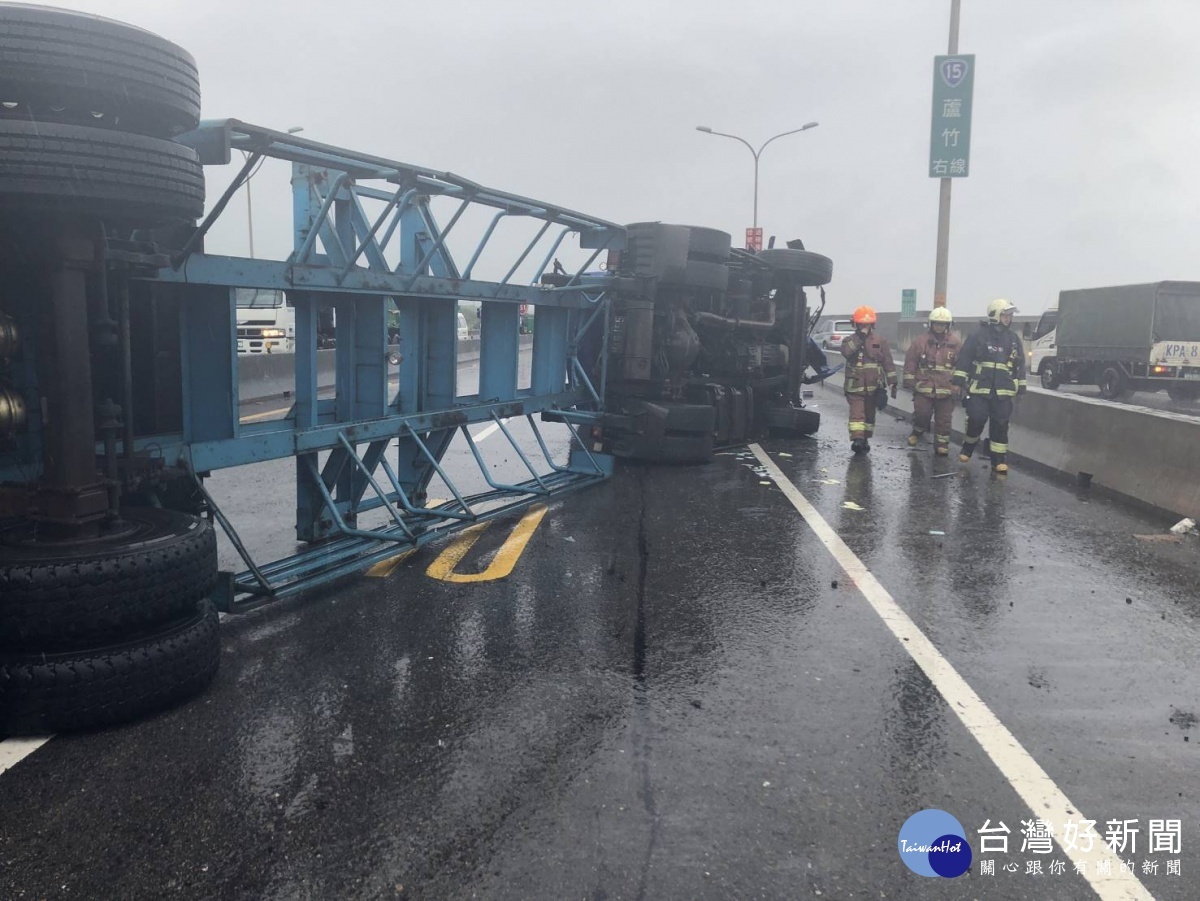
left=952, top=323, right=1027, bottom=397
left=904, top=330, right=962, bottom=397
left=841, top=330, right=897, bottom=395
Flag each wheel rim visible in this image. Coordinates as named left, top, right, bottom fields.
left=1101, top=370, right=1120, bottom=397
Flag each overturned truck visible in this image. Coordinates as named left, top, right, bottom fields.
left=586, top=225, right=832, bottom=463
left=0, top=3, right=833, bottom=736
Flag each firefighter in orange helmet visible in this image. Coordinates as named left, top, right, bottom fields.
left=903, top=306, right=962, bottom=455
left=840, top=305, right=897, bottom=454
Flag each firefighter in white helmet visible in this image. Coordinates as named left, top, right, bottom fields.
left=902, top=306, right=961, bottom=455
left=951, top=299, right=1027, bottom=473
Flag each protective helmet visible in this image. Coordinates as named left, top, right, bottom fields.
left=986, top=298, right=1017, bottom=324
left=929, top=307, right=954, bottom=324
left=852, top=305, right=877, bottom=325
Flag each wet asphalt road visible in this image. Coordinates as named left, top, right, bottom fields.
left=1, top=381, right=1199, bottom=900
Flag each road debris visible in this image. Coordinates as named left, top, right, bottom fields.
left=841, top=501, right=865, bottom=511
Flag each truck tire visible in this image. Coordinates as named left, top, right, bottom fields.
left=624, top=433, right=714, bottom=464
left=0, top=507, right=217, bottom=650
left=662, top=402, right=717, bottom=434
left=661, top=259, right=729, bottom=292
left=1097, top=366, right=1132, bottom=401
left=1040, top=361, right=1060, bottom=390
left=0, top=600, right=220, bottom=736
left=1166, top=384, right=1200, bottom=403
left=0, top=120, right=205, bottom=224
left=686, top=226, right=732, bottom=263
left=764, top=405, right=821, bottom=436
left=0, top=4, right=200, bottom=137
left=754, top=248, right=833, bottom=286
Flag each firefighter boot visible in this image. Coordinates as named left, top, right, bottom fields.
left=907, top=430, right=922, bottom=447
left=958, top=438, right=977, bottom=464
left=851, top=438, right=868, bottom=455
left=936, top=446, right=949, bottom=457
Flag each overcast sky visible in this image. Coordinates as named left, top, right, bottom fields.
left=42, top=0, right=1200, bottom=314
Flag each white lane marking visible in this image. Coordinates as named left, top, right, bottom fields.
left=749, top=444, right=1156, bottom=901
left=473, top=419, right=509, bottom=442
left=0, top=737, right=52, bottom=776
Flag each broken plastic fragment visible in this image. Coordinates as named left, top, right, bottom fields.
left=1169, top=517, right=1197, bottom=536
left=841, top=501, right=865, bottom=511
left=928, top=530, right=945, bottom=536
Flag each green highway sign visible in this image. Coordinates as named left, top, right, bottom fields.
left=929, top=54, right=974, bottom=178
left=901, top=289, right=917, bottom=317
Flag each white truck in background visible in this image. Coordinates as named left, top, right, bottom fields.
left=236, top=288, right=294, bottom=353
left=1031, top=281, right=1200, bottom=402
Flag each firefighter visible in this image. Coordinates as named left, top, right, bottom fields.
left=952, top=298, right=1027, bottom=473
left=903, top=306, right=962, bottom=455
left=841, top=305, right=897, bottom=454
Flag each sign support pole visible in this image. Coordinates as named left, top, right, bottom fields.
left=932, top=0, right=961, bottom=309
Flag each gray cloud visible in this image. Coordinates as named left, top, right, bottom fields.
left=32, top=0, right=1200, bottom=315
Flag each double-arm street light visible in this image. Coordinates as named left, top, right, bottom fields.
left=695, top=121, right=819, bottom=230
left=241, top=125, right=304, bottom=258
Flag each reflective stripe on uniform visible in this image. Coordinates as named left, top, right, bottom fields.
left=962, top=434, right=980, bottom=445
left=849, top=421, right=867, bottom=433
left=990, top=441, right=1008, bottom=454
left=976, top=361, right=1012, bottom=371
left=969, top=381, right=1017, bottom=396
left=952, top=369, right=969, bottom=380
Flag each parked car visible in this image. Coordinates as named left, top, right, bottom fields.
left=812, top=317, right=855, bottom=349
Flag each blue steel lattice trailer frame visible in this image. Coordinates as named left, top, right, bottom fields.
left=133, top=121, right=620, bottom=609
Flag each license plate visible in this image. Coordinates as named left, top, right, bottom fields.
left=1184, top=371, right=1200, bottom=380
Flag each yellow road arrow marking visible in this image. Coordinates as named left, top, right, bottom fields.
left=426, top=504, right=548, bottom=583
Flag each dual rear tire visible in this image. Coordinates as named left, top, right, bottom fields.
left=0, top=9, right=217, bottom=736
left=0, top=507, right=221, bottom=736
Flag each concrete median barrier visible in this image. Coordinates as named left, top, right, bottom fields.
left=237, top=336, right=495, bottom=402
left=821, top=367, right=1200, bottom=519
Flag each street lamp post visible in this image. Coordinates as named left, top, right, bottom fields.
left=241, top=125, right=304, bottom=258
left=695, top=121, right=818, bottom=231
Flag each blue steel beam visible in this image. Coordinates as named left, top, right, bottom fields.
left=151, top=255, right=604, bottom=307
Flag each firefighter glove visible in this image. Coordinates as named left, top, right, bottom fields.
left=1017, top=385, right=1027, bottom=396
left=890, top=383, right=898, bottom=399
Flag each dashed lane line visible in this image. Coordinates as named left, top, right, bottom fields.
left=749, top=443, right=1156, bottom=901
left=0, top=737, right=52, bottom=777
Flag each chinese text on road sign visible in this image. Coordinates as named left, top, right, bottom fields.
left=929, top=54, right=974, bottom=178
